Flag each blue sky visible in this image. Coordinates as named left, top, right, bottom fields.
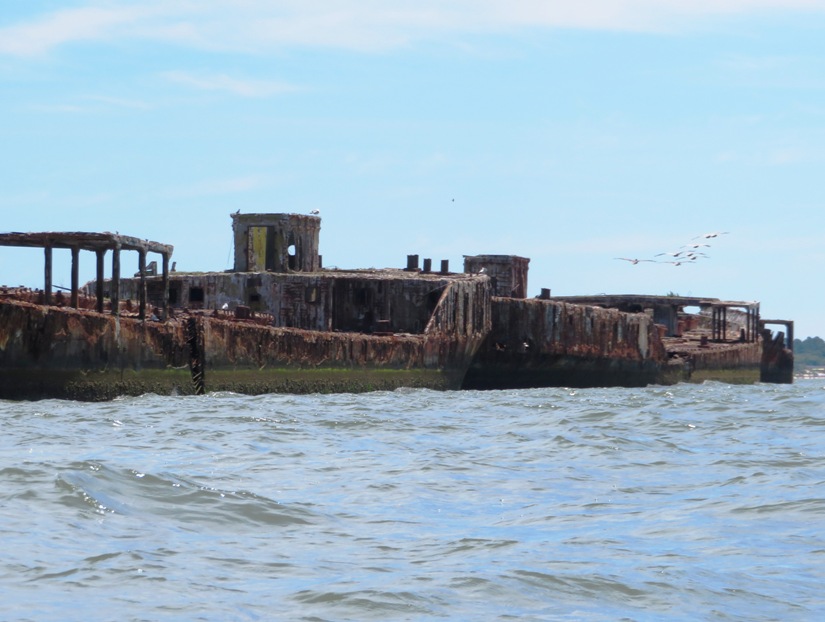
left=1, top=1, right=823, bottom=338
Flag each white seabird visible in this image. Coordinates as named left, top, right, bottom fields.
left=615, top=258, right=656, bottom=265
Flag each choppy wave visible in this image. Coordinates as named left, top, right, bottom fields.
left=2, top=380, right=824, bottom=621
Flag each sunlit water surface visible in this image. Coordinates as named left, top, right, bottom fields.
left=2, top=380, right=824, bottom=621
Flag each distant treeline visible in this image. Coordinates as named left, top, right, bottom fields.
left=793, top=336, right=825, bottom=368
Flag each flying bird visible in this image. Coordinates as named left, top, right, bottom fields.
left=310, top=209, right=320, bottom=215
left=693, top=231, right=729, bottom=240
left=615, top=258, right=656, bottom=265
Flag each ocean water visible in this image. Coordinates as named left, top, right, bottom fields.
left=2, top=381, right=824, bottom=622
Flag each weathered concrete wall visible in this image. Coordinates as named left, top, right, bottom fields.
left=330, top=276, right=439, bottom=334
left=426, top=277, right=490, bottom=338
left=192, top=275, right=491, bottom=393
left=115, top=271, right=490, bottom=338
left=191, top=313, right=480, bottom=394
left=0, top=282, right=489, bottom=400
left=464, top=255, right=530, bottom=298
left=0, top=299, right=193, bottom=400
left=463, top=298, right=667, bottom=389
left=690, top=341, right=761, bottom=371
left=684, top=341, right=762, bottom=384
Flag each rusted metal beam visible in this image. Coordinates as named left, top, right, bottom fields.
left=0, top=231, right=173, bottom=257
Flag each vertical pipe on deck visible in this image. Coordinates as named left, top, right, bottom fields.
left=96, top=249, right=105, bottom=313
left=70, top=246, right=80, bottom=308
left=111, top=245, right=121, bottom=316
left=138, top=249, right=147, bottom=320
left=44, top=245, right=53, bottom=305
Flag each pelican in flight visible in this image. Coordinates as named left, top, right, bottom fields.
left=615, top=258, right=656, bottom=265
left=693, top=231, right=729, bottom=240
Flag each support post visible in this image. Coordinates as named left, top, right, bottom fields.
left=70, top=247, right=80, bottom=308
left=96, top=249, right=105, bottom=313
left=722, top=307, right=728, bottom=341
left=111, top=245, right=121, bottom=316
left=161, top=253, right=170, bottom=321
left=138, top=249, right=147, bottom=320
left=44, top=245, right=53, bottom=305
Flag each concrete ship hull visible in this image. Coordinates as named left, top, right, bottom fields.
left=0, top=298, right=477, bottom=401
left=0, top=215, right=793, bottom=400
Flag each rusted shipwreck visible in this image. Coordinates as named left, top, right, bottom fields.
left=0, top=213, right=794, bottom=401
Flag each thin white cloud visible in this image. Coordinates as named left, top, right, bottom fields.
left=3, top=0, right=825, bottom=58
left=162, top=71, right=299, bottom=97
left=0, top=5, right=155, bottom=57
